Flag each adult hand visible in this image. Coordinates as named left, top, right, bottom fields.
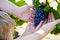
left=19, top=13, right=60, bottom=40
left=35, top=13, right=60, bottom=40
left=19, top=5, right=35, bottom=21
left=22, top=16, right=47, bottom=36
left=22, top=12, right=57, bottom=37
left=0, top=0, right=35, bottom=21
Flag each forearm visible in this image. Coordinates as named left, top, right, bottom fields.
left=14, top=33, right=40, bottom=40
left=0, top=0, right=21, bottom=18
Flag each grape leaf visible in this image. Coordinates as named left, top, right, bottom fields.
left=16, top=0, right=27, bottom=6
left=57, top=24, right=60, bottom=29
left=34, top=0, right=40, bottom=9
left=10, top=15, right=26, bottom=26
left=57, top=3, right=60, bottom=12
left=44, top=5, right=53, bottom=18
left=9, top=0, right=16, bottom=4
left=53, top=10, right=60, bottom=19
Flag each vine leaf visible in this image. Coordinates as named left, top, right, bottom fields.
left=57, top=3, right=60, bottom=12
left=34, top=0, right=40, bottom=9
left=57, top=24, right=60, bottom=29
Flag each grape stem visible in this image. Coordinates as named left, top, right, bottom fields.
left=46, top=0, right=49, bottom=5
left=46, top=0, right=58, bottom=5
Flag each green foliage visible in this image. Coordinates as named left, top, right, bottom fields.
left=51, top=24, right=60, bottom=34
left=16, top=0, right=27, bottom=6
left=57, top=3, right=60, bottom=12
left=44, top=5, right=53, bottom=13
left=44, top=5, right=53, bottom=17
left=34, top=0, right=40, bottom=9
left=9, top=0, right=27, bottom=6
left=10, top=15, right=26, bottom=26
left=9, top=0, right=16, bottom=4
left=44, top=5, right=60, bottom=19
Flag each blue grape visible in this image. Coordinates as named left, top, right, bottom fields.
left=34, top=4, right=46, bottom=27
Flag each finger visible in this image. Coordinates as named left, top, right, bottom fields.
left=27, top=10, right=34, bottom=22
left=35, top=21, right=44, bottom=31
left=29, top=11, right=35, bottom=23
left=48, top=19, right=60, bottom=26
left=48, top=13, right=51, bottom=22
left=30, top=9, right=35, bottom=16
left=28, top=18, right=34, bottom=23
left=30, top=23, right=35, bottom=32
left=31, top=13, right=35, bottom=18
left=53, top=19, right=60, bottom=25
left=50, top=12, right=55, bottom=21
left=49, top=12, right=55, bottom=22
left=28, top=9, right=35, bottom=18
left=31, top=9, right=35, bottom=15
left=31, top=18, right=34, bottom=22
left=42, top=19, right=47, bottom=25
left=48, top=13, right=53, bottom=22
left=28, top=5, right=35, bottom=15
left=49, top=13, right=53, bottom=22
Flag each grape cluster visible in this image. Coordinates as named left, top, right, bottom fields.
left=34, top=4, right=46, bottom=27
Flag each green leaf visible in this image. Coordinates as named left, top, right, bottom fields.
left=16, top=0, right=27, bottom=6
left=9, top=0, right=27, bottom=6
left=9, top=0, right=16, bottom=4
left=57, top=3, right=60, bottom=12
left=10, top=15, right=26, bottom=26
left=53, top=10, right=60, bottom=19
left=51, top=25, right=60, bottom=34
left=44, top=5, right=53, bottom=13
left=56, top=24, right=60, bottom=29
left=34, top=0, right=40, bottom=9
left=44, top=5, right=53, bottom=18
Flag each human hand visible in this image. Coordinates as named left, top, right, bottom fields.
left=34, top=13, right=60, bottom=40
left=47, top=12, right=55, bottom=22
left=19, top=5, right=35, bottom=21
left=22, top=12, right=58, bottom=37
left=23, top=21, right=44, bottom=35
left=36, top=12, right=55, bottom=32
left=0, top=1, right=35, bottom=22
left=22, top=18, right=47, bottom=36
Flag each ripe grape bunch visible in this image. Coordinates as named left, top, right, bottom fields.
left=34, top=4, right=46, bottom=27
